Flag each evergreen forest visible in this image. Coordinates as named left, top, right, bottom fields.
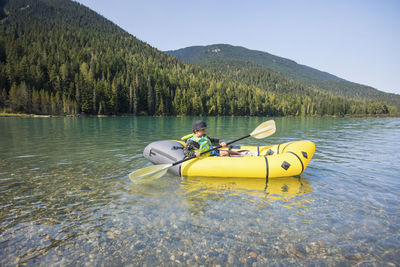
left=0, top=0, right=397, bottom=116
left=167, top=44, right=400, bottom=111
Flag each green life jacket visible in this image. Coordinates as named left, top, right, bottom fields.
left=182, top=134, right=214, bottom=156
left=181, top=133, right=194, bottom=140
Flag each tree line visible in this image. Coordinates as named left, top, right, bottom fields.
left=0, top=0, right=397, bottom=116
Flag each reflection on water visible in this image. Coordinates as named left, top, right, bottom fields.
left=182, top=176, right=312, bottom=212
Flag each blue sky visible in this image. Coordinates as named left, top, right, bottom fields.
left=75, top=0, right=400, bottom=94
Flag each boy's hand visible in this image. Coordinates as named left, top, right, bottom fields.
left=195, top=152, right=201, bottom=157
left=220, top=142, right=227, bottom=147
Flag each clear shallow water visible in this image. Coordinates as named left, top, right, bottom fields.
left=0, top=117, right=399, bottom=266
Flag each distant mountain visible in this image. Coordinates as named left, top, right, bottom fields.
left=166, top=44, right=400, bottom=110
left=0, top=0, right=396, bottom=116
left=167, top=44, right=344, bottom=84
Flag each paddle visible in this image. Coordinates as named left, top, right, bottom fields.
left=129, top=120, right=276, bottom=183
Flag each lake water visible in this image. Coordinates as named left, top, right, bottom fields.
left=0, top=116, right=399, bottom=266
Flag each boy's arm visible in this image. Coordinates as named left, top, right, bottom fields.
left=183, top=140, right=200, bottom=157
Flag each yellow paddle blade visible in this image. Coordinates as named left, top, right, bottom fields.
left=250, top=120, right=276, bottom=139
left=129, top=163, right=172, bottom=183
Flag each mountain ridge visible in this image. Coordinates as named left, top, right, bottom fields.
left=166, top=44, right=400, bottom=110
left=166, top=44, right=345, bottom=83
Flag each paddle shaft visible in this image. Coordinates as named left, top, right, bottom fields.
left=172, top=134, right=251, bottom=166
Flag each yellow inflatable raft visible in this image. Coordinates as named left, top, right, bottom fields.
left=143, top=140, right=315, bottom=179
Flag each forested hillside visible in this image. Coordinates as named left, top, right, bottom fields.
left=0, top=0, right=397, bottom=116
left=166, top=44, right=344, bottom=84
left=167, top=44, right=400, bottom=111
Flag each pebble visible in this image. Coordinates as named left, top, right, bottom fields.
left=106, top=232, right=114, bottom=239
left=2, top=152, right=399, bottom=266
left=249, top=251, right=258, bottom=258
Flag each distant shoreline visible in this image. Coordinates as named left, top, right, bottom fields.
left=1, top=112, right=398, bottom=118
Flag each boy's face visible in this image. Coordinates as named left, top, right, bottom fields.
left=195, top=128, right=207, bottom=136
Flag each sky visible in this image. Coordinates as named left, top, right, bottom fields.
left=75, top=0, right=400, bottom=94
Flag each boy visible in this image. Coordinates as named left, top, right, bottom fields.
left=183, top=120, right=244, bottom=157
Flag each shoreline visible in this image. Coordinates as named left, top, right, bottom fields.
left=0, top=112, right=398, bottom=118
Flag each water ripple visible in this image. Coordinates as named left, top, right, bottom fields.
left=0, top=117, right=399, bottom=266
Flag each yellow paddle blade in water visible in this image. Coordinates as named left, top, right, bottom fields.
left=250, top=120, right=276, bottom=139
left=129, top=163, right=172, bottom=183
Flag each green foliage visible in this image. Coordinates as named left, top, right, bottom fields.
left=0, top=0, right=397, bottom=116
left=167, top=45, right=400, bottom=112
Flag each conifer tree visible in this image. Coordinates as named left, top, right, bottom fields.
left=147, top=75, right=154, bottom=115
left=32, top=89, right=41, bottom=114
